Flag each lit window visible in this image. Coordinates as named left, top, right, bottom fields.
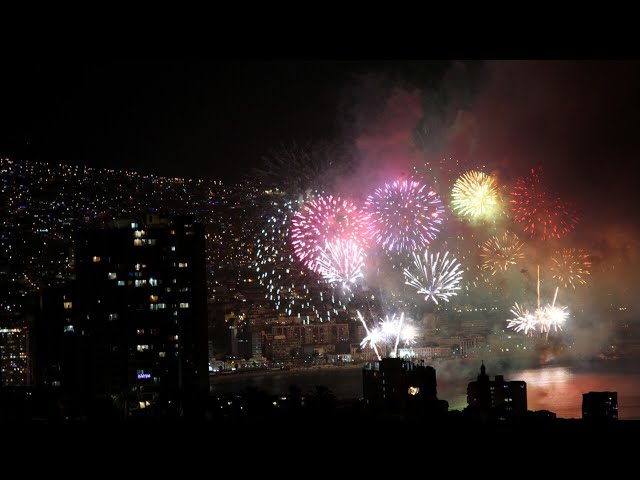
left=136, top=345, right=150, bottom=352
left=63, top=301, right=73, bottom=309
left=63, top=325, right=74, bottom=333
left=149, top=295, right=159, bottom=302
left=137, top=329, right=144, bottom=335
left=165, top=287, right=172, bottom=292
left=148, top=239, right=156, bottom=246
left=159, top=352, right=166, bottom=358
left=92, top=256, right=101, bottom=263
left=408, top=386, right=420, bottom=396
left=180, top=302, right=189, bottom=309
left=173, top=335, right=179, bottom=341
left=134, top=230, right=145, bottom=238
left=135, top=263, right=141, bottom=271
left=133, top=239, right=143, bottom=246
left=131, top=222, right=138, bottom=229
left=108, top=313, right=119, bottom=321
left=178, top=262, right=188, bottom=268
left=149, top=278, right=158, bottom=286
left=171, top=246, right=176, bottom=251
left=107, top=272, right=117, bottom=280
left=170, top=229, right=176, bottom=235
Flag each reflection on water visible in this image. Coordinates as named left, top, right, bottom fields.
left=516, top=365, right=640, bottom=420
left=210, top=359, right=640, bottom=420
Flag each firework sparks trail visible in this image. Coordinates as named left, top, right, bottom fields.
left=507, top=270, right=570, bottom=336
left=364, top=180, right=444, bottom=254
left=358, top=311, right=417, bottom=359
left=404, top=249, right=463, bottom=304
left=316, top=238, right=365, bottom=292
left=357, top=311, right=381, bottom=361
left=393, top=313, right=404, bottom=357
left=541, top=287, right=569, bottom=339
left=506, top=303, right=539, bottom=335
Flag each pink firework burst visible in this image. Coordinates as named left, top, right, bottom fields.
left=365, top=180, right=444, bottom=253
left=290, top=195, right=368, bottom=271
left=511, top=167, right=578, bottom=241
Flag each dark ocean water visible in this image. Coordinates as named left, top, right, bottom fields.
left=209, top=358, right=640, bottom=419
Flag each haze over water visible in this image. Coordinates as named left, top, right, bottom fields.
left=210, top=358, right=640, bottom=419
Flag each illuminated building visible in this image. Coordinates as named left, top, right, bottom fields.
left=397, top=346, right=452, bottom=359
left=271, top=323, right=350, bottom=346
left=351, top=343, right=387, bottom=362
left=363, top=357, right=448, bottom=416
left=466, top=363, right=527, bottom=420
left=74, top=214, right=208, bottom=396
left=582, top=391, right=618, bottom=421
left=0, top=325, right=30, bottom=386
left=32, top=285, right=77, bottom=389
left=250, top=330, right=263, bottom=360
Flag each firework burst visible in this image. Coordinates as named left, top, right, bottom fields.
left=291, top=195, right=368, bottom=272
left=506, top=303, right=539, bottom=335
left=506, top=284, right=569, bottom=337
left=316, top=238, right=365, bottom=292
left=251, top=141, right=353, bottom=196
left=551, top=248, right=591, bottom=288
left=358, top=311, right=417, bottom=359
left=404, top=249, right=463, bottom=304
left=254, top=198, right=340, bottom=321
left=539, top=304, right=569, bottom=334
left=480, top=232, right=525, bottom=275
left=365, top=180, right=444, bottom=254
left=451, top=171, right=500, bottom=219
left=511, top=167, right=579, bottom=240
left=357, top=311, right=382, bottom=361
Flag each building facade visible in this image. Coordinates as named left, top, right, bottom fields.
left=73, top=214, right=208, bottom=396
left=0, top=325, right=30, bottom=386
left=582, top=391, right=618, bottom=420
left=363, top=357, right=448, bottom=416
left=467, top=363, right=527, bottom=420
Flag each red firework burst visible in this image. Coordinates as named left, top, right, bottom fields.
left=510, top=167, right=578, bottom=240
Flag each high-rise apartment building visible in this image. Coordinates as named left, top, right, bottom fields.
left=73, top=214, right=208, bottom=397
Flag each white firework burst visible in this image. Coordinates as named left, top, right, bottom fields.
left=403, top=250, right=463, bottom=304
left=316, top=238, right=365, bottom=292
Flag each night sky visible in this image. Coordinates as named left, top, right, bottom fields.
left=1, top=60, right=639, bottom=231
left=0, top=60, right=450, bottom=180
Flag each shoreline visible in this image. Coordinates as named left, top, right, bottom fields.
left=210, top=355, right=639, bottom=385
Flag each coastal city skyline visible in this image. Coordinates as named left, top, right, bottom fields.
left=0, top=60, right=639, bottom=424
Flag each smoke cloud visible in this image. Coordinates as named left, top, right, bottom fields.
left=333, top=61, right=640, bottom=360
